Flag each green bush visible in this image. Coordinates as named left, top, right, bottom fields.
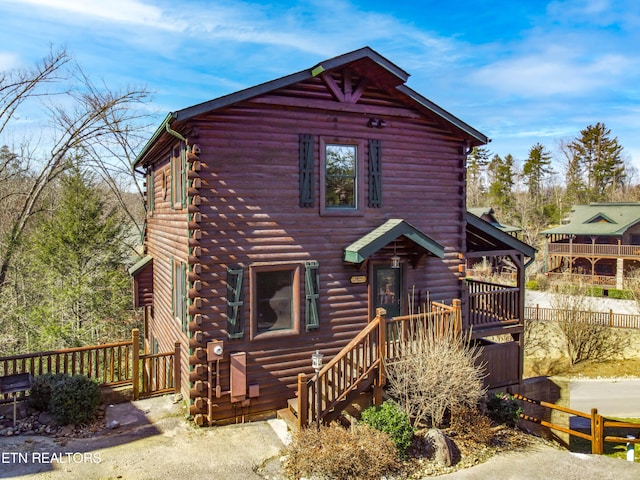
left=526, top=280, right=539, bottom=290
left=48, top=374, right=102, bottom=425
left=585, top=286, right=604, bottom=297
left=360, top=400, right=415, bottom=456
left=486, top=392, right=522, bottom=427
left=28, top=373, right=67, bottom=411
left=607, top=289, right=633, bottom=300
left=283, top=423, right=400, bottom=480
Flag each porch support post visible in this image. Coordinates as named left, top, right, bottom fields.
left=510, top=253, right=525, bottom=386
left=616, top=257, right=624, bottom=290
left=132, top=329, right=140, bottom=400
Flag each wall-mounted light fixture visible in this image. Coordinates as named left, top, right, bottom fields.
left=367, top=118, right=386, bottom=128
left=391, top=241, right=400, bottom=269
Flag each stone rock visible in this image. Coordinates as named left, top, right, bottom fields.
left=421, top=428, right=457, bottom=467
left=107, top=420, right=120, bottom=430
left=38, top=412, right=56, bottom=425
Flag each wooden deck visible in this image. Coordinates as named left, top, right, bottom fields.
left=547, top=243, right=640, bottom=259
left=0, top=329, right=179, bottom=403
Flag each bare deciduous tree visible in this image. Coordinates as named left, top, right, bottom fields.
left=551, top=280, right=623, bottom=366
left=0, top=47, right=149, bottom=290
left=384, top=310, right=486, bottom=428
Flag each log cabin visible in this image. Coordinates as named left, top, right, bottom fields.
left=542, top=202, right=640, bottom=289
left=130, top=47, right=535, bottom=426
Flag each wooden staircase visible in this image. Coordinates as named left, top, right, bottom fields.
left=278, top=302, right=460, bottom=431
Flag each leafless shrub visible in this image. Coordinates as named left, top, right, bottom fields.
left=282, top=423, right=400, bottom=480
left=551, top=281, right=623, bottom=366
left=384, top=310, right=487, bottom=428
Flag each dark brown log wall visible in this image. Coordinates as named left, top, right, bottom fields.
left=145, top=72, right=469, bottom=423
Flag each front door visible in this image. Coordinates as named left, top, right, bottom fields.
left=373, top=264, right=402, bottom=318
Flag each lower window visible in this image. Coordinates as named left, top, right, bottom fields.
left=251, top=264, right=300, bottom=338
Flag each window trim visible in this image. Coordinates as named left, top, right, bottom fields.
left=249, top=263, right=301, bottom=340
left=320, top=137, right=365, bottom=216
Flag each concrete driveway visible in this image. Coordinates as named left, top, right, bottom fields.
left=2, top=395, right=639, bottom=479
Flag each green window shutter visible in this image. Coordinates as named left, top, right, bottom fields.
left=171, top=258, right=175, bottom=318
left=227, top=266, right=244, bottom=339
left=181, top=262, right=187, bottom=333
left=368, top=139, right=382, bottom=208
left=305, top=261, right=320, bottom=330
left=299, top=134, right=315, bottom=207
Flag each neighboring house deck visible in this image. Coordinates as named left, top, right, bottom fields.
left=542, top=203, right=640, bottom=288
left=130, top=47, right=535, bottom=427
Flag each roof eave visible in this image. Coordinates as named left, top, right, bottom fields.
left=467, top=213, right=536, bottom=258
left=134, top=112, right=175, bottom=168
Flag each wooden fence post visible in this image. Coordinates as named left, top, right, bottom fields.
left=453, top=299, right=462, bottom=332
left=297, top=373, right=308, bottom=429
left=174, top=341, right=181, bottom=395
left=591, top=408, right=604, bottom=454
left=132, top=329, right=140, bottom=400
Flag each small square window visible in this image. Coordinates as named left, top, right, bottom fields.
left=251, top=264, right=300, bottom=339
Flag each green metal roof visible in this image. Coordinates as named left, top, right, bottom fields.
left=541, top=203, right=640, bottom=236
left=128, top=255, right=153, bottom=276
left=344, top=219, right=445, bottom=264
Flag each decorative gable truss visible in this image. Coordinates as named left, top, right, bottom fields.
left=316, top=68, right=369, bottom=104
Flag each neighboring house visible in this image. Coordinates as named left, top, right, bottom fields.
left=130, top=47, right=535, bottom=426
left=467, top=207, right=521, bottom=237
left=542, top=202, right=640, bottom=289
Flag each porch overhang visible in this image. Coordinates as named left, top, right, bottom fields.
left=343, top=219, right=445, bottom=264
left=466, top=213, right=536, bottom=261
left=128, top=255, right=153, bottom=276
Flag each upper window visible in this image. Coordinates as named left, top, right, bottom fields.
left=325, top=144, right=357, bottom=208
left=172, top=258, right=187, bottom=332
left=171, top=144, right=185, bottom=209
left=250, top=264, right=300, bottom=339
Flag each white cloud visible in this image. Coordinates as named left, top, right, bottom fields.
left=5, top=0, right=184, bottom=30
left=472, top=46, right=628, bottom=97
left=0, top=51, right=20, bottom=70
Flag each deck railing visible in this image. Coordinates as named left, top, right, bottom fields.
left=547, top=243, right=640, bottom=258
left=0, top=329, right=179, bottom=404
left=467, top=279, right=520, bottom=328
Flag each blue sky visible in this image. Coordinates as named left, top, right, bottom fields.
left=2, top=0, right=639, bottom=174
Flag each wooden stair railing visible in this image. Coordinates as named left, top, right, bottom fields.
left=291, top=300, right=460, bottom=429
left=296, top=308, right=388, bottom=428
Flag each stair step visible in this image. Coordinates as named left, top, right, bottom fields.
left=287, top=397, right=299, bottom=414
left=277, top=407, right=299, bottom=432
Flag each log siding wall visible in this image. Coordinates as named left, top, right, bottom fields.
left=144, top=72, right=470, bottom=423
